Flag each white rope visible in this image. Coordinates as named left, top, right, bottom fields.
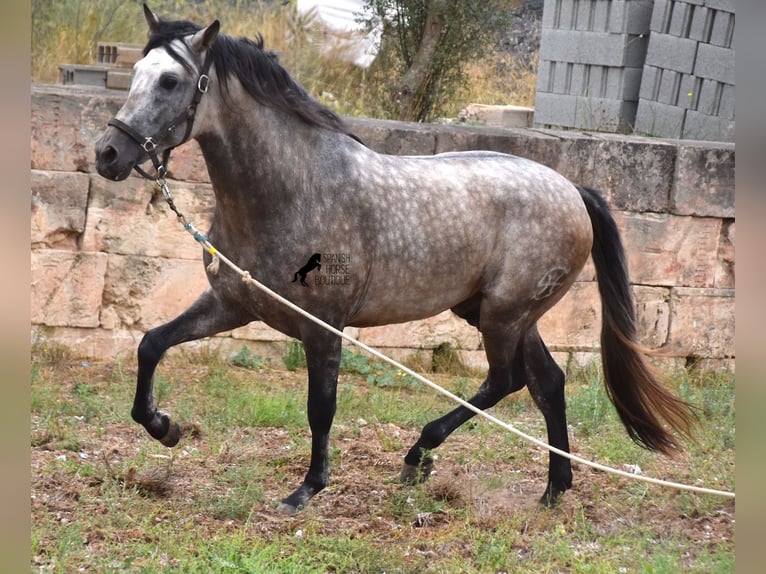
left=166, top=184, right=735, bottom=500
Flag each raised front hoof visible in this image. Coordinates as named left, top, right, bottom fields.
left=400, top=461, right=434, bottom=485
left=158, top=418, right=182, bottom=448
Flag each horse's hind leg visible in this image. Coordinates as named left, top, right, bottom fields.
left=133, top=288, right=252, bottom=446
left=401, top=320, right=525, bottom=482
left=521, top=326, right=573, bottom=506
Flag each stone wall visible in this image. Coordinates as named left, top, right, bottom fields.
left=30, top=84, right=734, bottom=370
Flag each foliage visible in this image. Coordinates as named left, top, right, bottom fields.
left=31, top=0, right=535, bottom=119
left=340, top=347, right=419, bottom=388
left=362, top=0, right=512, bottom=121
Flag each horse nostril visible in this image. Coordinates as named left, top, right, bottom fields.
left=99, top=145, right=118, bottom=165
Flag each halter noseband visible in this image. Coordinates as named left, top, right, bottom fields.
left=107, top=48, right=213, bottom=181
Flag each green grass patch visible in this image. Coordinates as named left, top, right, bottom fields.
left=31, top=353, right=734, bottom=573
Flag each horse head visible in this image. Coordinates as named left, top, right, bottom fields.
left=95, top=4, right=219, bottom=181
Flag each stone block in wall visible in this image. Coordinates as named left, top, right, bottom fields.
left=31, top=170, right=90, bottom=249
left=31, top=249, right=107, bottom=328
left=666, top=287, right=734, bottom=358
left=100, top=254, right=209, bottom=331
left=613, top=211, right=722, bottom=287
left=634, top=285, right=671, bottom=348
left=538, top=281, right=601, bottom=350
left=163, top=139, right=210, bottom=183
left=31, top=85, right=123, bottom=173
left=715, top=220, right=734, bottom=289
left=357, top=310, right=482, bottom=351
left=82, top=175, right=215, bottom=260
left=671, top=143, right=734, bottom=217
left=633, top=100, right=686, bottom=138
left=32, top=325, right=145, bottom=360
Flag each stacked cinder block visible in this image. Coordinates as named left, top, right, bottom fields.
left=634, top=0, right=735, bottom=141
left=534, top=0, right=654, bottom=132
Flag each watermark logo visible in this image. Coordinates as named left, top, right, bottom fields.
left=292, top=252, right=351, bottom=287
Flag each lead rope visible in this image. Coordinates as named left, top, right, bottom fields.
left=154, top=176, right=734, bottom=500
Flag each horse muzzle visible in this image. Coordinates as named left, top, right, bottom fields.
left=94, top=127, right=142, bottom=182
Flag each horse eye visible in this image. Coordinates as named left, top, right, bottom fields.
left=159, top=74, right=179, bottom=90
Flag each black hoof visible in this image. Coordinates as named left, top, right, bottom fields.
left=400, top=461, right=434, bottom=484
left=276, top=501, right=302, bottom=515
left=159, top=419, right=182, bottom=447
left=539, top=481, right=569, bottom=508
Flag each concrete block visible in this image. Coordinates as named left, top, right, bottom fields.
left=82, top=176, right=216, bottom=260
left=689, top=5, right=713, bottom=41
left=540, top=30, right=647, bottom=67
left=536, top=59, right=553, bottom=92
left=704, top=0, right=735, bottom=12
left=709, top=8, right=735, bottom=47
left=575, top=0, right=595, bottom=31
left=574, top=97, right=635, bottom=131
left=678, top=74, right=699, bottom=109
left=31, top=250, right=108, bottom=328
left=634, top=99, right=686, bottom=138
left=533, top=92, right=578, bottom=127
left=553, top=61, right=573, bottom=93
left=650, top=0, right=672, bottom=32
left=657, top=68, right=681, bottom=105
left=639, top=65, right=661, bottom=100
left=542, top=0, right=576, bottom=30
left=623, top=67, right=644, bottom=100
left=682, top=109, right=735, bottom=141
left=645, top=33, right=698, bottom=73
left=621, top=0, right=655, bottom=34
left=694, top=42, right=735, bottom=84
left=613, top=211, right=722, bottom=288
left=718, top=83, right=735, bottom=120
left=669, top=1, right=694, bottom=37
left=696, top=78, right=721, bottom=116
left=667, top=287, right=734, bottom=358
left=31, top=170, right=90, bottom=249
left=672, top=143, right=735, bottom=216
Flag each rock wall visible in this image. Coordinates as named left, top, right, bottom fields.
left=30, top=84, right=734, bottom=370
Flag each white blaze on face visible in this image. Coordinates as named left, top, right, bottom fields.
left=119, top=40, right=192, bottom=120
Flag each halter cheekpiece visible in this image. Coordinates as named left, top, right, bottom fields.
left=107, top=48, right=213, bottom=182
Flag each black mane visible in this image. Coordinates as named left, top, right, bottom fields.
left=143, top=16, right=353, bottom=137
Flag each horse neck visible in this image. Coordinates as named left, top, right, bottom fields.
left=195, top=80, right=336, bottom=203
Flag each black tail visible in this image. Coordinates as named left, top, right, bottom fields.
left=578, top=185, right=697, bottom=454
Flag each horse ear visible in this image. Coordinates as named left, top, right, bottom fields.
left=143, top=3, right=161, bottom=33
left=190, top=20, right=220, bottom=53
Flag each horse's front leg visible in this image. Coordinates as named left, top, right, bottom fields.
left=133, top=288, right=251, bottom=446
left=277, top=328, right=342, bottom=514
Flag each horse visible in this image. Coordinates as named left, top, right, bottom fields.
left=94, top=4, right=696, bottom=514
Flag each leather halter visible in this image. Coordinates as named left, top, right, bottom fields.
left=107, top=49, right=213, bottom=181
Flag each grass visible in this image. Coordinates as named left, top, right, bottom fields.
left=30, top=344, right=734, bottom=573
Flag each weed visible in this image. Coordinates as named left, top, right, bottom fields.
left=340, top=347, right=419, bottom=388
left=283, top=340, right=306, bottom=371
left=229, top=344, right=265, bottom=370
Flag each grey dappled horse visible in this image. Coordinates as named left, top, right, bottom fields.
left=95, top=5, right=695, bottom=514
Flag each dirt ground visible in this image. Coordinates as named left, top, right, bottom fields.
left=31, top=361, right=735, bottom=568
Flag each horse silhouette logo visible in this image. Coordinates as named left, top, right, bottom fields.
left=292, top=253, right=321, bottom=286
